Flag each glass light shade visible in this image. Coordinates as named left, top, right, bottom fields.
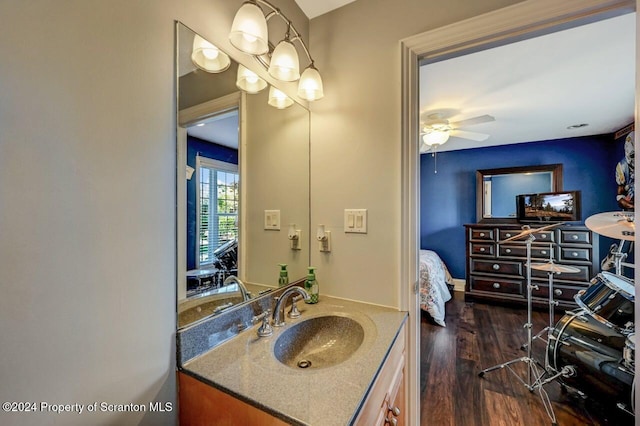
left=297, top=66, right=324, bottom=101
left=236, top=64, right=267, bottom=93
left=268, top=40, right=300, bottom=81
left=229, top=2, right=269, bottom=55
left=191, top=35, right=230, bottom=73
left=268, top=86, right=294, bottom=109
left=422, top=130, right=450, bottom=146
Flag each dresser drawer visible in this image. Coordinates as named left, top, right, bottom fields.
left=530, top=264, right=591, bottom=282
left=499, top=245, right=554, bottom=259
left=471, top=259, right=522, bottom=276
left=497, top=228, right=554, bottom=243
left=470, top=276, right=522, bottom=295
left=471, top=228, right=494, bottom=241
left=531, top=282, right=582, bottom=302
left=559, top=247, right=591, bottom=262
left=497, top=229, right=523, bottom=241
left=559, top=229, right=591, bottom=245
left=471, top=243, right=494, bottom=256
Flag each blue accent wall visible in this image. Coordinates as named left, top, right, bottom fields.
left=186, top=136, right=238, bottom=270
left=420, top=134, right=623, bottom=279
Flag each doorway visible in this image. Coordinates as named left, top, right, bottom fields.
left=400, top=1, right=637, bottom=424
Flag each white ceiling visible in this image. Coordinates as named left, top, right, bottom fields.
left=420, top=12, right=636, bottom=152
left=294, top=0, right=356, bottom=19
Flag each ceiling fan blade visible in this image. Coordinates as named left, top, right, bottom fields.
left=450, top=129, right=490, bottom=141
left=450, top=114, right=495, bottom=128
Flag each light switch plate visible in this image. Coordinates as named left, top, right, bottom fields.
left=264, top=210, right=281, bottom=230
left=344, top=209, right=367, bottom=233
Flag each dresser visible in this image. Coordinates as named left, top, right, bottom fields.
left=464, top=223, right=600, bottom=309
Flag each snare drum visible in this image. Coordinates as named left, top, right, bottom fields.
left=575, top=271, right=635, bottom=331
left=623, top=333, right=635, bottom=372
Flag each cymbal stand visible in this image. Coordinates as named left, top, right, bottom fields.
left=479, top=234, right=569, bottom=426
left=523, top=243, right=558, bottom=359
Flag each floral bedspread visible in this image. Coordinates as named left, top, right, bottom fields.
left=419, top=250, right=453, bottom=326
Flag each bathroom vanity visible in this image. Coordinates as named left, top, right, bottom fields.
left=177, top=296, right=408, bottom=425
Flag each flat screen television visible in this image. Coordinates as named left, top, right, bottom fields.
left=516, top=190, right=582, bottom=223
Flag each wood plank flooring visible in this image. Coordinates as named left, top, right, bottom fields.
left=420, top=292, right=635, bottom=426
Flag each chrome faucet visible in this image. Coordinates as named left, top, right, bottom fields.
left=272, top=287, right=310, bottom=327
left=223, top=275, right=251, bottom=302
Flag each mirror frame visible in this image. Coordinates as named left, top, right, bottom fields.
left=476, top=163, right=563, bottom=223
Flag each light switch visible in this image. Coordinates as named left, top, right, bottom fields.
left=264, top=210, right=281, bottom=230
left=344, top=209, right=367, bottom=233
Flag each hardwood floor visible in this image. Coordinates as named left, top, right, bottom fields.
left=420, top=292, right=635, bottom=426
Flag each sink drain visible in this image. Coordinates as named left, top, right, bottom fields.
left=297, top=359, right=312, bottom=369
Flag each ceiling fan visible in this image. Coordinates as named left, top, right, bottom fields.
left=420, top=112, right=495, bottom=153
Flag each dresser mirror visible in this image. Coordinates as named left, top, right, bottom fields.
left=476, top=164, right=563, bottom=222
left=176, top=22, right=310, bottom=329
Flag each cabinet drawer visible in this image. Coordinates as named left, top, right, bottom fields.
left=559, top=247, right=591, bottom=262
left=497, top=229, right=523, bottom=241
left=531, top=282, right=582, bottom=303
left=530, top=264, right=591, bottom=282
left=471, top=229, right=494, bottom=240
left=472, top=259, right=522, bottom=276
left=470, top=276, right=522, bottom=295
left=499, top=245, right=554, bottom=259
left=559, top=229, right=591, bottom=244
left=471, top=243, right=494, bottom=256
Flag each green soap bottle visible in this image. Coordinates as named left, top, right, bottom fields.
left=304, top=267, right=319, bottom=304
left=278, top=264, right=289, bottom=287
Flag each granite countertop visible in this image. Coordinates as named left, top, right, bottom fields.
left=180, top=296, right=408, bottom=425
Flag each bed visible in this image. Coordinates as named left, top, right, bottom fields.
left=419, top=250, right=453, bottom=326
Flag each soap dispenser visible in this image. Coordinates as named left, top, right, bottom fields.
left=278, top=263, right=289, bottom=287
left=304, top=267, right=319, bottom=304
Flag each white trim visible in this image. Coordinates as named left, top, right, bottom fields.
left=400, top=1, right=636, bottom=424
left=197, top=156, right=239, bottom=173
left=451, top=278, right=466, bottom=293
left=178, top=92, right=241, bottom=127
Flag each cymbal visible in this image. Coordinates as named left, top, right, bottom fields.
left=530, top=262, right=580, bottom=273
left=500, top=222, right=566, bottom=243
left=585, top=211, right=635, bottom=241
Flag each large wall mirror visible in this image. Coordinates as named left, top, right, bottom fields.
left=476, top=164, right=563, bottom=222
left=176, top=22, right=310, bottom=329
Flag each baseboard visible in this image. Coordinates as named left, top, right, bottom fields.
left=452, top=278, right=465, bottom=293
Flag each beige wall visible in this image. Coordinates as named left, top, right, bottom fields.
left=308, top=0, right=522, bottom=307
left=0, top=0, right=306, bottom=425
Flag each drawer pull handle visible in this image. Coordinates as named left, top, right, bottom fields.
left=541, top=234, right=547, bottom=239
left=505, top=248, right=511, bottom=253
left=385, top=418, right=398, bottom=426
left=505, top=233, right=512, bottom=237
left=571, top=234, right=579, bottom=240
left=479, top=247, right=485, bottom=252
left=492, top=264, right=500, bottom=270
left=493, top=282, right=501, bottom=289
left=479, top=232, right=485, bottom=237
left=572, top=252, right=579, bottom=257
left=388, top=405, right=401, bottom=417
left=541, top=250, right=547, bottom=255
left=554, top=289, right=563, bottom=296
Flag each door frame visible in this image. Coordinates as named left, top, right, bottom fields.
left=399, top=1, right=637, bottom=423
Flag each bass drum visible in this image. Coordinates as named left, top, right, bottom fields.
left=548, top=311, right=635, bottom=414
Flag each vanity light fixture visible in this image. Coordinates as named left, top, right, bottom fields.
left=191, top=34, right=231, bottom=73
left=229, top=0, right=324, bottom=101
left=236, top=64, right=268, bottom=93
left=288, top=223, right=301, bottom=250
left=268, top=86, right=294, bottom=109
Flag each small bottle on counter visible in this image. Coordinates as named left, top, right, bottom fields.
left=304, top=267, right=319, bottom=304
left=278, top=263, right=289, bottom=287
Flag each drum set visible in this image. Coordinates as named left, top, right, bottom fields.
left=479, top=211, right=636, bottom=425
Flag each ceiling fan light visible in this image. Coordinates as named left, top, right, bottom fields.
left=191, top=35, right=231, bottom=73
left=236, top=64, right=267, bottom=93
left=268, top=86, right=294, bottom=109
left=268, top=40, right=300, bottom=81
left=229, top=2, right=269, bottom=55
left=422, top=130, right=450, bottom=146
left=297, top=65, right=324, bottom=101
